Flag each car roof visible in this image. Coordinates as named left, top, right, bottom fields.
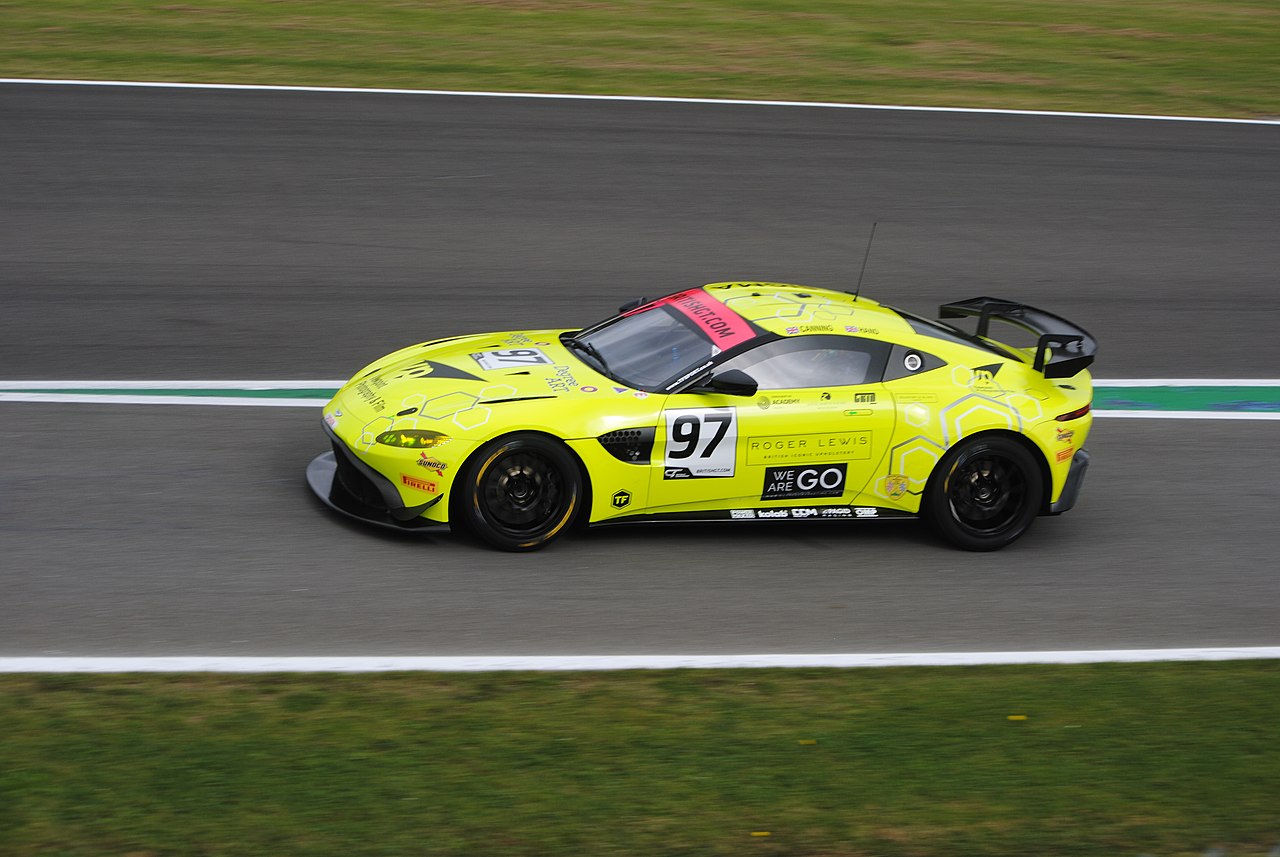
left=700, top=281, right=916, bottom=339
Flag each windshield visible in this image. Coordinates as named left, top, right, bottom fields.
left=573, top=289, right=762, bottom=390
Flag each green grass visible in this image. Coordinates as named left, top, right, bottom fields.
left=2, top=1, right=1279, bottom=117
left=2, top=6, right=1278, bottom=853
left=3, top=663, right=1279, bottom=856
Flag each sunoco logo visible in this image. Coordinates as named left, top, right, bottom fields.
left=761, top=464, right=847, bottom=501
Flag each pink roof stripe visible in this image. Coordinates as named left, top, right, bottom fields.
left=661, top=288, right=756, bottom=347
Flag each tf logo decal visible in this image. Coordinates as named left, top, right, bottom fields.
left=611, top=490, right=632, bottom=509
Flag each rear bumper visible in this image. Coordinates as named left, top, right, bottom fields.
left=1048, top=448, right=1090, bottom=515
left=307, top=431, right=447, bottom=532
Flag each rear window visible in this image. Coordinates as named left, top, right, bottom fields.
left=891, top=309, right=1025, bottom=362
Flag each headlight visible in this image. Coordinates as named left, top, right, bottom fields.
left=375, top=429, right=452, bottom=449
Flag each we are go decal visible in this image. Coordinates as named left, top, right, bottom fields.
left=662, top=407, right=737, bottom=479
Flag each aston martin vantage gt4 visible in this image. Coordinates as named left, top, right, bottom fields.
left=307, top=283, right=1095, bottom=551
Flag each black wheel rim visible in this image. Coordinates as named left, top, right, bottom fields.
left=947, top=452, right=1027, bottom=536
left=478, top=449, right=567, bottom=537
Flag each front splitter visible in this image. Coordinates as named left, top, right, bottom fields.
left=306, top=451, right=447, bottom=533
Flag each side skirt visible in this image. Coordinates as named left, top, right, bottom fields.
left=591, top=506, right=916, bottom=527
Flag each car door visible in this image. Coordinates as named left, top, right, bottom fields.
left=647, top=335, right=896, bottom=516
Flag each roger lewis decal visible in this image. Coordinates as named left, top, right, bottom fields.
left=761, top=463, right=847, bottom=501
left=746, top=431, right=870, bottom=465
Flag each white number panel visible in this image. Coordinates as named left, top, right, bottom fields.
left=662, top=407, right=737, bottom=478
left=470, top=348, right=554, bottom=371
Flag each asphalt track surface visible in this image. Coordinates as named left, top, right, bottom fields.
left=2, top=83, right=1278, bottom=657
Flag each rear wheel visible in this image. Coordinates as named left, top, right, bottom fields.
left=924, top=435, right=1043, bottom=551
left=459, top=434, right=581, bottom=551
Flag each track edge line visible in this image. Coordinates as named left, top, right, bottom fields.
left=3, top=78, right=1278, bottom=125
left=3, top=648, right=1278, bottom=672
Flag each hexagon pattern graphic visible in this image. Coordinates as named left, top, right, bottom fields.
left=889, top=436, right=945, bottom=495
left=420, top=392, right=479, bottom=420
left=1006, top=393, right=1044, bottom=422
left=358, top=416, right=396, bottom=449
left=480, top=384, right=518, bottom=400
left=723, top=292, right=857, bottom=324
left=882, top=372, right=1034, bottom=496
left=905, top=403, right=931, bottom=427
left=942, top=395, right=1020, bottom=446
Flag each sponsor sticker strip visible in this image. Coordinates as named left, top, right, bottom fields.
left=730, top=506, right=877, bottom=519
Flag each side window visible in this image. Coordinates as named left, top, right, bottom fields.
left=716, top=335, right=888, bottom=390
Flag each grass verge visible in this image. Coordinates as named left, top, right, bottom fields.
left=2, top=1, right=1279, bottom=118
left=3, top=662, right=1279, bottom=856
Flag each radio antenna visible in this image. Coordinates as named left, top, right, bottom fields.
left=852, top=221, right=878, bottom=302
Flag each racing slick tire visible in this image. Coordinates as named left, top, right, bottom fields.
left=924, top=434, right=1043, bottom=552
left=458, top=433, right=582, bottom=552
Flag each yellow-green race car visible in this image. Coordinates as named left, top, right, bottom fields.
left=307, top=283, right=1095, bottom=551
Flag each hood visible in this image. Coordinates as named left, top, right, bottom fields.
left=331, top=329, right=617, bottom=425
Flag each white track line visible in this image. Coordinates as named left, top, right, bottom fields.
left=1094, top=410, right=1280, bottom=421
left=3, top=78, right=1278, bottom=126
left=3, top=380, right=1278, bottom=418
left=0, top=393, right=327, bottom=407
left=3, top=378, right=1277, bottom=389
left=1092, top=379, right=1280, bottom=387
left=2, top=648, right=1277, bottom=672
left=0, top=380, right=346, bottom=389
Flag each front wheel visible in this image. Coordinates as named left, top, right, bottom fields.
left=924, top=435, right=1043, bottom=552
left=458, top=434, right=582, bottom=551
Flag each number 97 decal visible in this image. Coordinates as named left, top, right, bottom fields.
left=471, top=349, right=553, bottom=371
left=663, top=408, right=737, bottom=478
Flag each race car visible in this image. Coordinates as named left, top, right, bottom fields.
left=307, top=283, right=1095, bottom=551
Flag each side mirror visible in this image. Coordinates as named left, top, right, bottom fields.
left=699, top=369, right=758, bottom=397
left=617, top=296, right=651, bottom=314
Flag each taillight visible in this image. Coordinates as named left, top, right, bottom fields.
left=1055, top=404, right=1091, bottom=421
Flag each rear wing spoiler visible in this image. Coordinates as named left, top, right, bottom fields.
left=939, top=296, right=1096, bottom=379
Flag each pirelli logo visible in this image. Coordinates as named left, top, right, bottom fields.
left=401, top=474, right=439, bottom=493
left=747, top=432, right=871, bottom=465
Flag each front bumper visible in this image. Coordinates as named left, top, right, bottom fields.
left=306, top=431, right=447, bottom=533
left=1048, top=448, right=1090, bottom=515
